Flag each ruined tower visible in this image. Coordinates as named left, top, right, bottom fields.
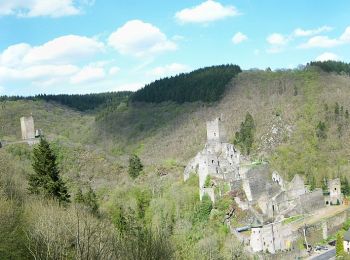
left=20, top=116, right=35, bottom=140
left=206, top=117, right=227, bottom=143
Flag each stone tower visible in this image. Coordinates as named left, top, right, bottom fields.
left=20, top=116, right=35, bottom=140
left=206, top=117, right=227, bottom=143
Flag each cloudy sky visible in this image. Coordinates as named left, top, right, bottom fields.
left=1, top=0, right=350, bottom=96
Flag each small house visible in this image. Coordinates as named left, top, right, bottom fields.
left=344, top=229, right=350, bottom=253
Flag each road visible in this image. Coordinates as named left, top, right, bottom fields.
left=308, top=248, right=335, bottom=260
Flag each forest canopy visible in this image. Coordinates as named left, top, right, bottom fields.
left=307, top=61, right=350, bottom=75
left=0, top=91, right=132, bottom=111
left=131, top=64, right=242, bottom=103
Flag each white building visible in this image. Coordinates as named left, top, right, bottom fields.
left=344, top=229, right=350, bottom=254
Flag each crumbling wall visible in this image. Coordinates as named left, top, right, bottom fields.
left=326, top=210, right=348, bottom=235
left=206, top=117, right=227, bottom=143
left=287, top=175, right=306, bottom=199
left=20, top=116, right=35, bottom=140
left=299, top=189, right=324, bottom=214
left=244, top=166, right=271, bottom=201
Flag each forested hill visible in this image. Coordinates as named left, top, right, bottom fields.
left=308, top=60, right=350, bottom=75
left=0, top=91, right=132, bottom=111
left=131, top=64, right=242, bottom=103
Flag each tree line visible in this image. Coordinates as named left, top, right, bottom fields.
left=131, top=64, right=242, bottom=103
left=0, top=91, right=132, bottom=111
left=307, top=60, right=350, bottom=75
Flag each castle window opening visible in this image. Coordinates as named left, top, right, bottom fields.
left=212, top=160, right=214, bottom=164
left=214, top=133, right=216, bottom=136
left=218, top=161, right=220, bottom=166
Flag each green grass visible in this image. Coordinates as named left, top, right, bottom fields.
left=283, top=215, right=304, bottom=224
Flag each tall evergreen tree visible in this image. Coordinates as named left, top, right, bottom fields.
left=341, top=176, right=350, bottom=196
left=128, top=154, right=143, bottom=179
left=234, top=112, right=255, bottom=155
left=29, top=138, right=70, bottom=203
left=336, top=233, right=345, bottom=258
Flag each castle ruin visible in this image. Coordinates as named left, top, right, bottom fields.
left=184, top=117, right=240, bottom=202
left=20, top=116, right=35, bottom=140
left=20, top=116, right=41, bottom=145
left=184, top=116, right=347, bottom=255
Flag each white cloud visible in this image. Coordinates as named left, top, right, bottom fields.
left=0, top=64, right=79, bottom=82
left=0, top=43, right=31, bottom=67
left=340, top=26, right=350, bottom=43
left=148, top=63, right=191, bottom=78
left=267, top=33, right=288, bottom=45
left=23, top=35, right=104, bottom=65
left=299, top=26, right=350, bottom=49
left=109, top=66, right=120, bottom=76
left=0, top=0, right=88, bottom=18
left=115, top=82, right=145, bottom=92
left=0, top=35, right=104, bottom=68
left=266, top=33, right=289, bottom=53
left=315, top=52, right=340, bottom=62
left=0, top=34, right=107, bottom=88
left=232, top=32, right=247, bottom=44
left=293, top=26, right=332, bottom=37
left=299, top=35, right=340, bottom=48
left=70, top=65, right=106, bottom=84
left=175, top=0, right=239, bottom=24
left=108, top=20, right=177, bottom=57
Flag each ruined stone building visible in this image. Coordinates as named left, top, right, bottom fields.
left=184, top=117, right=240, bottom=202
left=324, top=178, right=343, bottom=205
left=20, top=116, right=35, bottom=140
left=184, top=116, right=346, bottom=255
left=20, top=116, right=41, bottom=145
left=250, top=221, right=293, bottom=253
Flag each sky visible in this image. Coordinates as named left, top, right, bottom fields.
left=1, top=0, right=350, bottom=96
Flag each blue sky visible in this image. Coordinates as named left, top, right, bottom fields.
left=1, top=0, right=350, bottom=96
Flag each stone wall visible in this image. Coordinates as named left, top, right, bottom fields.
left=299, top=189, right=325, bottom=214
left=206, top=117, right=227, bottom=143
left=20, top=116, right=35, bottom=140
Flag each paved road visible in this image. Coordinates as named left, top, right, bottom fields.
left=309, top=248, right=335, bottom=260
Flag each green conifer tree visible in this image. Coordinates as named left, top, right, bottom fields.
left=341, top=177, right=350, bottom=196
left=128, top=154, right=143, bottom=179
left=234, top=112, right=255, bottom=155
left=29, top=138, right=70, bottom=203
left=336, top=233, right=345, bottom=258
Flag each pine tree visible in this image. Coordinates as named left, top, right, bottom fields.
left=74, top=186, right=99, bottom=214
left=29, top=138, right=70, bottom=203
left=234, top=112, right=255, bottom=155
left=316, top=121, right=327, bottom=139
left=335, top=102, right=340, bottom=117
left=309, top=175, right=316, bottom=191
left=336, top=233, right=345, bottom=258
left=128, top=154, right=143, bottom=179
left=341, top=177, right=350, bottom=196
